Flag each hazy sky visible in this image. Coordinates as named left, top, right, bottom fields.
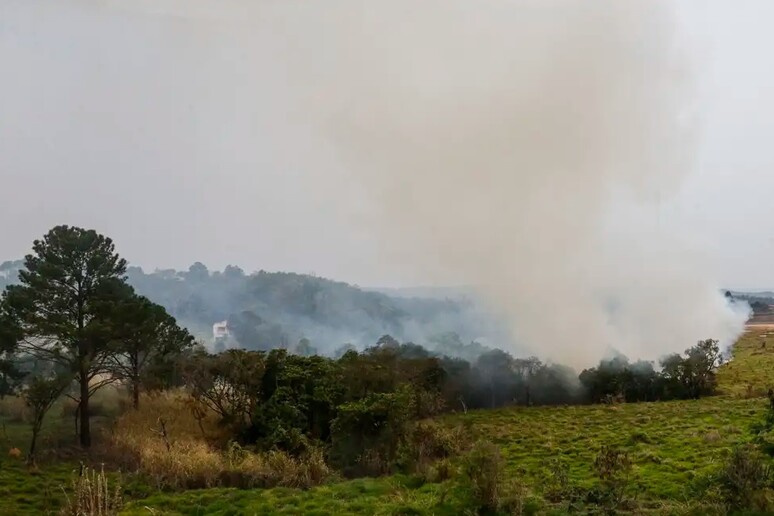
left=1, top=0, right=773, bottom=289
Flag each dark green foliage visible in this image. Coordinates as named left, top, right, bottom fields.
left=460, top=440, right=506, bottom=511
left=22, top=373, right=71, bottom=464
left=2, top=226, right=128, bottom=447
left=185, top=349, right=266, bottom=429
left=580, top=339, right=723, bottom=403
left=540, top=458, right=581, bottom=506
left=249, top=351, right=344, bottom=452
left=397, top=421, right=469, bottom=479
left=591, top=445, right=633, bottom=512
left=0, top=226, right=190, bottom=446
left=662, top=339, right=723, bottom=399
left=330, top=386, right=414, bottom=476
left=177, top=332, right=728, bottom=476
left=0, top=305, right=24, bottom=398
left=719, top=445, right=772, bottom=511
left=108, top=295, right=194, bottom=409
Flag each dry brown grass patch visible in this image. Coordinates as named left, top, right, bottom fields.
left=108, top=390, right=331, bottom=490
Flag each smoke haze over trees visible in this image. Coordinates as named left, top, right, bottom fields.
left=128, top=264, right=511, bottom=356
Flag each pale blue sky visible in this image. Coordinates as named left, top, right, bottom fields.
left=1, top=0, right=773, bottom=289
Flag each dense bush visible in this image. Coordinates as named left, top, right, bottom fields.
left=580, top=339, right=723, bottom=403
left=719, top=445, right=772, bottom=511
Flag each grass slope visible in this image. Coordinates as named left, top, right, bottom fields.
left=2, top=330, right=773, bottom=514
left=121, top=477, right=462, bottom=516
left=120, top=330, right=774, bottom=515
left=717, top=329, right=774, bottom=396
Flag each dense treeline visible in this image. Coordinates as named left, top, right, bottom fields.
left=174, top=335, right=724, bottom=476
left=0, top=226, right=725, bottom=469
left=579, top=339, right=723, bottom=403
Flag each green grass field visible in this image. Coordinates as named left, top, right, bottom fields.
left=2, top=329, right=773, bottom=515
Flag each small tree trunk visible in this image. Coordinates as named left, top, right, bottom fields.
left=79, top=375, right=91, bottom=448
left=27, top=420, right=41, bottom=466
left=132, top=381, right=140, bottom=410
left=74, top=401, right=80, bottom=440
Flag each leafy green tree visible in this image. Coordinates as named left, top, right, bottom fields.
left=1, top=225, right=128, bottom=447
left=0, top=305, right=24, bottom=398
left=22, top=372, right=71, bottom=465
left=683, top=339, right=722, bottom=398
left=248, top=353, right=343, bottom=452
left=330, top=385, right=414, bottom=476
left=185, top=349, right=266, bottom=429
left=476, top=349, right=516, bottom=408
left=109, top=294, right=194, bottom=408
left=660, top=339, right=722, bottom=399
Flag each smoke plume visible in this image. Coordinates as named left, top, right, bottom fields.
left=3, top=1, right=749, bottom=365
left=293, top=1, right=749, bottom=365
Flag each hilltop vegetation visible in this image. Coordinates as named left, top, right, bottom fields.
left=2, top=258, right=507, bottom=355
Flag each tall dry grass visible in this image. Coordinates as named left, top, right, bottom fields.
left=108, top=390, right=332, bottom=490
left=60, top=464, right=123, bottom=516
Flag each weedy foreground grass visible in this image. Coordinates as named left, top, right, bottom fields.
left=121, top=477, right=463, bottom=516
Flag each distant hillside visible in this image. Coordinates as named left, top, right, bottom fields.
left=367, top=285, right=476, bottom=300
left=2, top=260, right=506, bottom=353
left=127, top=264, right=510, bottom=353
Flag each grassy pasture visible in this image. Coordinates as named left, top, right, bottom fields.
left=2, top=330, right=773, bottom=514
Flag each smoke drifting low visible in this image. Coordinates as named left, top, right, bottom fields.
left=296, top=1, right=749, bottom=365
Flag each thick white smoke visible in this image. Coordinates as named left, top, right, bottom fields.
left=290, top=1, right=749, bottom=365
left=5, top=0, right=748, bottom=366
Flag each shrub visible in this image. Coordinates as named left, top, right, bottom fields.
left=330, top=387, right=414, bottom=477
left=541, top=458, right=572, bottom=503
left=110, top=394, right=332, bottom=491
left=428, top=458, right=456, bottom=483
left=719, top=445, right=772, bottom=511
left=592, top=445, right=633, bottom=512
left=397, top=421, right=470, bottom=476
left=461, top=440, right=505, bottom=511
left=60, top=464, right=122, bottom=516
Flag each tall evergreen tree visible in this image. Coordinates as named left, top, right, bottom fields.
left=1, top=225, right=128, bottom=447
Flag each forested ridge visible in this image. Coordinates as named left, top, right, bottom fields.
left=2, top=258, right=506, bottom=354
